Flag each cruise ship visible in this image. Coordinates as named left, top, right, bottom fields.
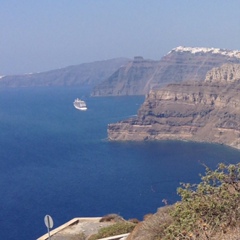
left=73, top=98, right=87, bottom=111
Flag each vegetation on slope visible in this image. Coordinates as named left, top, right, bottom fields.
left=73, top=163, right=240, bottom=240
left=88, top=221, right=136, bottom=240
left=140, top=163, right=240, bottom=239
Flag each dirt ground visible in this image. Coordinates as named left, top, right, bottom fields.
left=50, top=218, right=114, bottom=240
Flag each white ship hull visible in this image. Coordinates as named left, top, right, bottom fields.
left=74, top=105, right=87, bottom=111
left=73, top=98, right=87, bottom=111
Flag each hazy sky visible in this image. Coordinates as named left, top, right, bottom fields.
left=1, top=0, right=240, bottom=75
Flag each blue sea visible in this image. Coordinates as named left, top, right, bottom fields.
left=0, top=87, right=240, bottom=239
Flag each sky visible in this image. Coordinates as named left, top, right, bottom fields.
left=0, top=0, right=240, bottom=75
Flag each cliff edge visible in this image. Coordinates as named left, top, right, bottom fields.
left=108, top=64, right=240, bottom=149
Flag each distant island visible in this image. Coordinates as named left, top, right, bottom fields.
left=1, top=46, right=240, bottom=97
left=0, top=58, right=129, bottom=88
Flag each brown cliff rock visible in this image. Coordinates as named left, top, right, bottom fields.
left=205, top=63, right=240, bottom=83
left=108, top=64, right=240, bottom=149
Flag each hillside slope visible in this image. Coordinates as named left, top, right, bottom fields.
left=0, top=58, right=129, bottom=88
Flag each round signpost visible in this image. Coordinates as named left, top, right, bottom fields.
left=44, top=215, right=54, bottom=240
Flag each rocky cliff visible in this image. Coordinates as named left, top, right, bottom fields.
left=108, top=63, right=240, bottom=149
left=0, top=58, right=129, bottom=88
left=92, top=47, right=240, bottom=96
left=91, top=57, right=159, bottom=96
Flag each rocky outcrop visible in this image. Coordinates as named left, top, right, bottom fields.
left=92, top=47, right=240, bottom=96
left=205, top=63, right=240, bottom=83
left=108, top=64, right=240, bottom=149
left=0, top=58, right=129, bottom=88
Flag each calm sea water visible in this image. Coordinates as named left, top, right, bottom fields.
left=0, top=87, right=240, bottom=239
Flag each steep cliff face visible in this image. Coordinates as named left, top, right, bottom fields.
left=0, top=58, right=129, bottom=88
left=108, top=64, right=240, bottom=149
left=92, top=47, right=240, bottom=96
left=91, top=57, right=159, bottom=96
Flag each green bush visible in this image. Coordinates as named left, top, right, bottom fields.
left=88, top=221, right=136, bottom=240
left=162, top=163, right=240, bottom=239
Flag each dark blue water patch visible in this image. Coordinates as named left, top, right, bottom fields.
left=0, top=87, right=239, bottom=239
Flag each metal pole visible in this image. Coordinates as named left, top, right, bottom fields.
left=47, top=227, right=51, bottom=240
left=48, top=228, right=51, bottom=240
left=47, top=216, right=51, bottom=240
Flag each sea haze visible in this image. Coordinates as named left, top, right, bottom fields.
left=0, top=87, right=240, bottom=239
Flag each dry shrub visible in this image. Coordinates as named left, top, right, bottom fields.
left=142, top=206, right=174, bottom=240
left=100, top=213, right=125, bottom=223
left=127, top=206, right=174, bottom=240
left=143, top=213, right=153, bottom=221
left=128, top=218, right=140, bottom=224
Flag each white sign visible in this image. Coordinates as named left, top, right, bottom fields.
left=44, top=215, right=54, bottom=229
